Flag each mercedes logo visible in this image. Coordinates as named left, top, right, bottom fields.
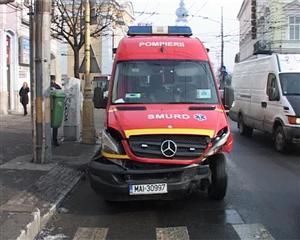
left=161, top=140, right=177, bottom=158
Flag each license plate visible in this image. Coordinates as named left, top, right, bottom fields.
left=129, top=183, right=168, bottom=195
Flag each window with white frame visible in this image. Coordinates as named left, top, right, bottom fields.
left=289, top=15, right=300, bottom=40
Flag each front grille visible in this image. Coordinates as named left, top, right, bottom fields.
left=128, top=135, right=210, bottom=160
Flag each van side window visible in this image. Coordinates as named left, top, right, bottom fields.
left=267, top=73, right=280, bottom=101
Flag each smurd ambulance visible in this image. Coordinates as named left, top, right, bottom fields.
left=89, top=26, right=233, bottom=201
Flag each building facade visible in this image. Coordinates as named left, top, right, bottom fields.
left=0, top=0, right=62, bottom=115
left=237, top=0, right=300, bottom=62
left=66, top=0, right=134, bottom=80
left=0, top=1, right=28, bottom=114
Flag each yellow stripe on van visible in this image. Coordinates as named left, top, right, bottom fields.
left=125, top=128, right=215, bottom=138
left=215, top=108, right=224, bottom=112
left=101, top=151, right=130, bottom=159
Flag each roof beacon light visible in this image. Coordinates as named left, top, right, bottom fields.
left=127, top=26, right=192, bottom=36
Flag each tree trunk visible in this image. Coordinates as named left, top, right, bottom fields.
left=73, top=48, right=80, bottom=78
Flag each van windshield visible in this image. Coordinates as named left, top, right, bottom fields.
left=280, top=73, right=300, bottom=96
left=112, top=60, right=219, bottom=104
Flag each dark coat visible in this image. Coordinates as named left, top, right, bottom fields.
left=19, top=87, right=30, bottom=105
left=51, top=82, right=62, bottom=90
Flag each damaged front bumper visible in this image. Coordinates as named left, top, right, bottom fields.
left=88, top=157, right=210, bottom=201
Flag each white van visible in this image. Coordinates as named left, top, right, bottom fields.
left=229, top=54, right=300, bottom=152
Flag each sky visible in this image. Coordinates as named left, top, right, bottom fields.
left=129, top=0, right=244, bottom=73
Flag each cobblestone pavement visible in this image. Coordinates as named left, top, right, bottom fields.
left=0, top=112, right=101, bottom=240
left=0, top=114, right=32, bottom=165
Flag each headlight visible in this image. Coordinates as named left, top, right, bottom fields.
left=101, top=130, right=122, bottom=154
left=288, top=116, right=300, bottom=125
left=205, top=127, right=230, bottom=157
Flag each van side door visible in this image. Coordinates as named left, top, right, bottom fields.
left=263, top=73, right=281, bottom=133
left=249, top=69, right=268, bottom=131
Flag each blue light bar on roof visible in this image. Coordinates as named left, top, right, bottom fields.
left=127, top=26, right=192, bottom=36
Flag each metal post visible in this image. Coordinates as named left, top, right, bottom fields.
left=34, top=0, right=52, bottom=163
left=220, top=7, right=224, bottom=87
left=29, top=0, right=36, bottom=162
left=82, top=0, right=95, bottom=144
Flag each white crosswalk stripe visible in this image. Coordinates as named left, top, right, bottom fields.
left=69, top=223, right=274, bottom=240
left=156, top=226, right=190, bottom=240
left=72, top=227, right=109, bottom=240
left=233, top=224, right=275, bottom=240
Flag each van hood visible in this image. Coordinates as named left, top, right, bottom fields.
left=286, top=96, right=300, bottom=116
left=108, top=104, right=227, bottom=139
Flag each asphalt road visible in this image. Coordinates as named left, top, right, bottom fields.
left=37, top=121, right=300, bottom=240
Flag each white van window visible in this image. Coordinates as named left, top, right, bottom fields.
left=267, top=73, right=280, bottom=100
left=279, top=73, right=300, bottom=96
left=112, top=60, right=219, bottom=104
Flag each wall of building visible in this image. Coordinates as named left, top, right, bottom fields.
left=50, top=39, right=62, bottom=85
left=66, top=0, right=134, bottom=81
left=238, top=0, right=300, bottom=61
left=238, top=0, right=257, bottom=61
left=101, top=30, right=113, bottom=75
left=268, top=0, right=300, bottom=53
left=0, top=3, right=21, bottom=114
left=0, top=2, right=62, bottom=115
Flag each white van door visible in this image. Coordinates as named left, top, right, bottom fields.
left=263, top=73, right=282, bottom=133
left=249, top=71, right=268, bottom=130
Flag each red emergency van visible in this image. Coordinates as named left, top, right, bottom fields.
left=89, top=26, right=233, bottom=201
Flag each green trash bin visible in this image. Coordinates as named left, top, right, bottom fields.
left=51, top=90, right=65, bottom=128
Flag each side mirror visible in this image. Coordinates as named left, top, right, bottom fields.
left=93, top=79, right=109, bottom=109
left=102, top=90, right=108, bottom=108
left=224, top=86, right=235, bottom=110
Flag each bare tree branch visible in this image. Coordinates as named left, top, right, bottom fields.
left=58, top=0, right=75, bottom=30
left=51, top=0, right=122, bottom=77
left=90, top=24, right=109, bottom=38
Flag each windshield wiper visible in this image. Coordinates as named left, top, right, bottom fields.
left=163, top=102, right=205, bottom=104
left=115, top=102, right=216, bottom=104
left=285, top=93, right=300, bottom=96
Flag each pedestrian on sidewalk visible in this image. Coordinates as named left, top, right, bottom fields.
left=51, top=75, right=62, bottom=146
left=19, top=82, right=30, bottom=116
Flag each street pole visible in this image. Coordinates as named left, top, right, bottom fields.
left=220, top=6, right=224, bottom=88
left=82, top=0, right=95, bottom=144
left=34, top=0, right=52, bottom=163
left=29, top=0, right=37, bottom=162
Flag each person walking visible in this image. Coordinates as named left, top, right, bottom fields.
left=50, top=75, right=62, bottom=146
left=19, top=82, right=30, bottom=116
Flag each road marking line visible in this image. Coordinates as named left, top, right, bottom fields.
left=73, top=227, right=108, bottom=240
left=224, top=209, right=245, bottom=224
left=156, top=226, right=189, bottom=240
left=233, top=223, right=274, bottom=240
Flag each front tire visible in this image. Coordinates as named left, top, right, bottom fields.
left=208, top=153, right=228, bottom=201
left=238, top=115, right=253, bottom=137
left=274, top=126, right=287, bottom=153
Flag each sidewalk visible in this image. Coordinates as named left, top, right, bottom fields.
left=0, top=110, right=104, bottom=240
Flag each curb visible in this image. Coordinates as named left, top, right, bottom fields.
left=0, top=142, right=99, bottom=240
left=17, top=170, right=83, bottom=240
left=17, top=173, right=84, bottom=240
left=18, top=173, right=83, bottom=240
left=0, top=166, right=84, bottom=240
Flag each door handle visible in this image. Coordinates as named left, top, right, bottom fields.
left=261, top=102, right=267, bottom=108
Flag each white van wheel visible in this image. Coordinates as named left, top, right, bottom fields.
left=274, top=126, right=287, bottom=152
left=208, top=153, right=227, bottom=200
left=238, top=115, right=253, bottom=137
